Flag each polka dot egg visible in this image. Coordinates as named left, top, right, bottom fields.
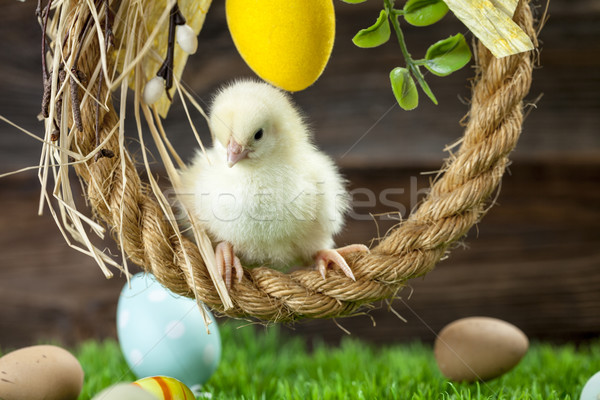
left=117, top=273, right=221, bottom=392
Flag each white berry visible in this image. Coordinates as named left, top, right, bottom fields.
left=143, top=76, right=165, bottom=105
left=176, top=24, right=198, bottom=54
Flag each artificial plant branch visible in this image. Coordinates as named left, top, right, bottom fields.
left=156, top=2, right=186, bottom=102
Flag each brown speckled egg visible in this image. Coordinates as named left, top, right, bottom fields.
left=434, top=317, right=528, bottom=382
left=0, top=345, right=84, bottom=400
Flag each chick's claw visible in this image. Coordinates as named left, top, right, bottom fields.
left=215, top=241, right=244, bottom=289
left=315, top=244, right=370, bottom=281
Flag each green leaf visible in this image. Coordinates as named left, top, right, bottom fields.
left=403, top=0, right=449, bottom=26
left=414, top=72, right=438, bottom=105
left=341, top=0, right=367, bottom=3
left=390, top=67, right=419, bottom=110
left=424, top=33, right=472, bottom=76
left=352, top=10, right=391, bottom=48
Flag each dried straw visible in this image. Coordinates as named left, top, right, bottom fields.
left=39, top=0, right=537, bottom=321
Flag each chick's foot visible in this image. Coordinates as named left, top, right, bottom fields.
left=315, top=244, right=370, bottom=281
left=215, top=241, right=244, bottom=289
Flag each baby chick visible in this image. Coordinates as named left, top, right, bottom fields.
left=178, top=80, right=368, bottom=288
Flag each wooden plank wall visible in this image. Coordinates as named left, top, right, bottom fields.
left=0, top=1, right=598, bottom=348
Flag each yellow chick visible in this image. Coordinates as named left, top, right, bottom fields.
left=178, top=80, right=368, bottom=288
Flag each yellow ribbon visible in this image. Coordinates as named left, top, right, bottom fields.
left=443, top=0, right=533, bottom=58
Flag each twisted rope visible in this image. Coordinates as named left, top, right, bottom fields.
left=61, top=0, right=535, bottom=321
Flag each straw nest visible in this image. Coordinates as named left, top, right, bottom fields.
left=37, top=0, right=537, bottom=322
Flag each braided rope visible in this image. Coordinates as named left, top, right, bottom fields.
left=61, top=0, right=535, bottom=321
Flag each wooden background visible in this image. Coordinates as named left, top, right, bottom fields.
left=0, top=1, right=599, bottom=349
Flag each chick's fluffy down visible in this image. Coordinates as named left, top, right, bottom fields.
left=178, top=80, right=350, bottom=270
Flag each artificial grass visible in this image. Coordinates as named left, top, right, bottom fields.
left=75, top=322, right=597, bottom=400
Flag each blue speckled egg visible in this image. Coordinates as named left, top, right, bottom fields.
left=116, top=273, right=221, bottom=391
left=581, top=371, right=600, bottom=400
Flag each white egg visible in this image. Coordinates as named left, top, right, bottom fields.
left=117, top=273, right=221, bottom=390
left=91, top=383, right=158, bottom=400
left=176, top=24, right=198, bottom=54
left=581, top=371, right=600, bottom=400
left=143, top=76, right=165, bottom=105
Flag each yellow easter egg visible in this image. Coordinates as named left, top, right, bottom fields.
left=226, top=0, right=335, bottom=91
left=133, top=376, right=195, bottom=400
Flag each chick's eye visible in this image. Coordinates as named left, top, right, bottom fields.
left=254, top=129, right=263, bottom=141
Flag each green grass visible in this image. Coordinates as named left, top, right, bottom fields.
left=74, top=322, right=597, bottom=399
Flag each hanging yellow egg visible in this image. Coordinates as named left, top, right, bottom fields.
left=226, top=0, right=336, bottom=92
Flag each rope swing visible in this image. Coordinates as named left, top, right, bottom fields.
left=38, top=0, right=537, bottom=322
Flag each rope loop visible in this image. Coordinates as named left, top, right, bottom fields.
left=52, top=0, right=536, bottom=322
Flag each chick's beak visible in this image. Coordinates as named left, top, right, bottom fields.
left=227, top=138, right=250, bottom=168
